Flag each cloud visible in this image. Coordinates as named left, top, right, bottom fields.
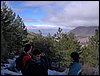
left=63, top=1, right=99, bottom=20
left=5, top=1, right=24, bottom=12
left=23, top=1, right=60, bottom=7
left=41, top=1, right=99, bottom=27
left=22, top=1, right=99, bottom=29
left=25, top=24, right=74, bottom=30
left=32, top=10, right=39, bottom=14
left=12, top=8, right=23, bottom=12
left=25, top=24, right=37, bottom=29
left=23, top=18, right=41, bottom=22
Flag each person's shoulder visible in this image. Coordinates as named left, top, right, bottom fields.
left=23, top=55, right=30, bottom=59
left=74, top=62, right=81, bottom=68
left=25, top=58, right=35, bottom=67
left=27, top=59, right=36, bottom=65
left=72, top=62, right=80, bottom=66
left=73, top=61, right=80, bottom=64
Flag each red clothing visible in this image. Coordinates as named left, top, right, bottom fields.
left=23, top=52, right=31, bottom=66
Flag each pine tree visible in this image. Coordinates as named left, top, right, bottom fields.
left=1, top=1, right=28, bottom=59
left=1, top=1, right=16, bottom=53
left=52, top=27, right=81, bottom=67
left=81, top=27, right=99, bottom=67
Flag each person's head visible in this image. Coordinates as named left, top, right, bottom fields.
left=70, top=52, right=80, bottom=62
left=31, top=49, right=42, bottom=60
left=24, top=44, right=32, bottom=53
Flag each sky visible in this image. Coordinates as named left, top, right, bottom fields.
left=5, top=1, right=99, bottom=35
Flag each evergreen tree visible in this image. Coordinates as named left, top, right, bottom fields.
left=81, top=27, right=99, bottom=67
left=52, top=27, right=81, bottom=67
left=1, top=1, right=28, bottom=59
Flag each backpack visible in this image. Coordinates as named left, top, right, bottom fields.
left=16, top=53, right=25, bottom=71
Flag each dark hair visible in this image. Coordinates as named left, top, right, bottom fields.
left=70, top=52, right=79, bottom=62
left=32, top=49, right=41, bottom=56
left=24, top=44, right=32, bottom=52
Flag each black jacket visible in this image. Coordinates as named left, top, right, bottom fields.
left=22, top=57, right=48, bottom=76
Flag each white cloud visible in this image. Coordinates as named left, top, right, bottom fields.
left=23, top=1, right=55, bottom=7
left=22, top=1, right=99, bottom=29
left=63, top=1, right=99, bottom=19
left=25, top=24, right=73, bottom=29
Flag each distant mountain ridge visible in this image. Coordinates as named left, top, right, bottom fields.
left=70, top=26, right=98, bottom=37
left=27, top=26, right=98, bottom=45
left=69, top=26, right=98, bottom=45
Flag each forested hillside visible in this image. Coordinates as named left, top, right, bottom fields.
left=1, top=2, right=99, bottom=75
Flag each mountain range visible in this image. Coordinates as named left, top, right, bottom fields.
left=27, top=26, right=98, bottom=45
left=69, top=26, right=98, bottom=45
